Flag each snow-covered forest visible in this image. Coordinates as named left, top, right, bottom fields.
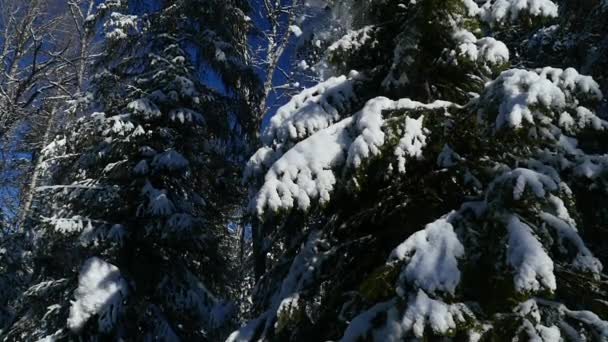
left=0, top=0, right=607, bottom=340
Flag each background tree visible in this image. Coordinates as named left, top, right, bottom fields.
left=0, top=0, right=104, bottom=335
left=233, top=0, right=608, bottom=340
left=2, top=0, right=260, bottom=340
left=0, top=0, right=74, bottom=230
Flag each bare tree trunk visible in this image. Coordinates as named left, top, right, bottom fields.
left=4, top=0, right=99, bottom=231
left=16, top=106, right=58, bottom=231
left=247, top=0, right=302, bottom=280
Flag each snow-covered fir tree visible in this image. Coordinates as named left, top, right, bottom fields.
left=2, top=0, right=259, bottom=340
left=232, top=0, right=608, bottom=340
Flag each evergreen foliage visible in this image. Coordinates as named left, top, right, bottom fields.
left=235, top=0, right=608, bottom=340
left=1, top=0, right=607, bottom=341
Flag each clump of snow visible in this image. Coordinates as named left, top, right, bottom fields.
left=41, top=138, right=67, bottom=159
left=451, top=29, right=509, bottom=67
left=340, top=290, right=473, bottom=341
left=169, top=108, right=204, bottom=124
left=67, top=257, right=128, bottom=333
left=105, top=12, right=138, bottom=40
left=44, top=216, right=88, bottom=234
left=394, top=115, right=428, bottom=173
left=573, top=156, right=607, bottom=179
left=382, top=35, right=418, bottom=88
left=463, top=0, right=481, bottom=16
left=401, top=290, right=472, bottom=338
left=347, top=97, right=453, bottom=169
left=243, top=146, right=282, bottom=183
left=538, top=67, right=603, bottom=99
left=130, top=125, right=146, bottom=137
left=480, top=0, right=558, bottom=24
left=539, top=211, right=602, bottom=274
left=573, top=106, right=605, bottom=131
left=527, top=24, right=559, bottom=49
left=253, top=96, right=455, bottom=214
left=558, top=107, right=608, bottom=133
left=485, top=69, right=565, bottom=128
left=297, top=60, right=309, bottom=70
left=263, top=72, right=360, bottom=145
left=389, top=214, right=465, bottom=296
left=514, top=300, right=561, bottom=341
left=481, top=67, right=603, bottom=130
left=327, top=26, right=376, bottom=53
left=25, top=279, right=69, bottom=297
left=127, top=98, right=161, bottom=119
left=536, top=299, right=608, bottom=339
left=506, top=215, right=556, bottom=293
left=215, top=47, right=227, bottom=61
left=492, top=168, right=558, bottom=200
left=104, top=116, right=135, bottom=136
left=289, top=25, right=303, bottom=37
left=475, top=37, right=510, bottom=65
left=254, top=118, right=352, bottom=214
left=344, top=97, right=390, bottom=169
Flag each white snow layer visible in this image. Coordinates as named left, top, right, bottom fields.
left=327, top=26, right=376, bottom=53
left=480, top=0, right=559, bottom=24
left=493, top=167, right=558, bottom=200
left=253, top=96, right=454, bottom=214
left=340, top=290, right=472, bottom=341
left=389, top=214, right=464, bottom=295
left=44, top=216, right=89, bottom=234
left=263, top=72, right=360, bottom=145
left=127, top=98, right=161, bottom=119
left=514, top=300, right=561, bottom=341
left=67, top=257, right=128, bottom=332
left=254, top=117, right=352, bottom=214
left=451, top=29, right=509, bottom=66
left=539, top=211, right=602, bottom=274
left=105, top=12, right=138, bottom=40
left=526, top=299, right=608, bottom=340
left=506, top=215, right=556, bottom=293
left=169, top=108, right=204, bottom=124
left=394, top=115, right=428, bottom=173
left=482, top=67, right=603, bottom=129
left=289, top=25, right=303, bottom=37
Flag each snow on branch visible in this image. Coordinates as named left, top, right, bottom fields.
left=252, top=96, right=455, bottom=215
left=506, top=215, right=556, bottom=293
left=263, top=71, right=361, bottom=145
left=479, top=67, right=604, bottom=130
left=389, top=213, right=465, bottom=296
left=449, top=29, right=509, bottom=68
left=67, top=257, right=128, bottom=333
left=340, top=290, right=474, bottom=340
left=480, top=0, right=558, bottom=24
left=327, top=25, right=376, bottom=54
